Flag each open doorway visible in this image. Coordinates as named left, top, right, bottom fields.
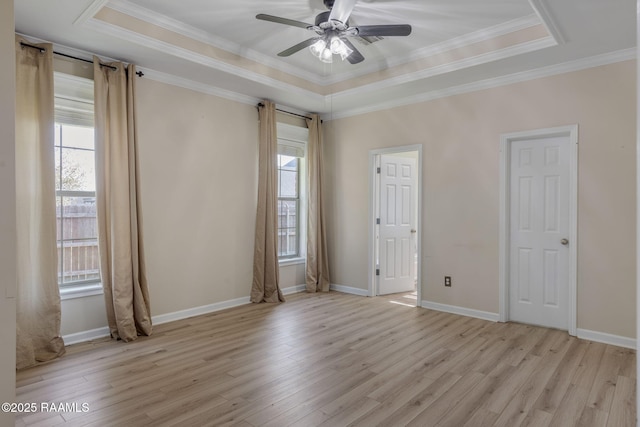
left=368, top=145, right=422, bottom=307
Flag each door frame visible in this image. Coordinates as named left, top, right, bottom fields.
left=368, top=145, right=423, bottom=306
left=498, top=125, right=578, bottom=335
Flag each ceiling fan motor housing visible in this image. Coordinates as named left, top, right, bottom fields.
left=315, top=11, right=331, bottom=26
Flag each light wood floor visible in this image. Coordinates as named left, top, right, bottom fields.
left=16, top=291, right=636, bottom=426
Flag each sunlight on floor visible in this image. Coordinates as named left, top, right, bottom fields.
left=382, top=290, right=418, bottom=308
left=388, top=300, right=416, bottom=307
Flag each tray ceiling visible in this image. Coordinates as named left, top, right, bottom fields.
left=14, top=0, right=636, bottom=117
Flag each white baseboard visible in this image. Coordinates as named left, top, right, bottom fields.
left=330, top=283, right=369, bottom=297
left=577, top=328, right=636, bottom=349
left=417, top=301, right=635, bottom=349
left=421, top=300, right=500, bottom=322
left=152, top=296, right=251, bottom=326
left=63, top=326, right=110, bottom=345
left=63, top=285, right=308, bottom=345
left=60, top=294, right=638, bottom=352
left=282, top=284, right=306, bottom=295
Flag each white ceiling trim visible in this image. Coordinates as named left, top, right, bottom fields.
left=404, top=14, right=543, bottom=62
left=132, top=47, right=635, bottom=122
left=528, top=0, right=566, bottom=45
left=103, top=0, right=326, bottom=86
left=73, top=0, right=110, bottom=26
left=97, top=0, right=549, bottom=88
left=83, top=15, right=326, bottom=103
left=323, top=14, right=545, bottom=85
left=84, top=4, right=556, bottom=101
left=329, top=48, right=636, bottom=120
left=332, top=35, right=557, bottom=99
left=17, top=31, right=120, bottom=64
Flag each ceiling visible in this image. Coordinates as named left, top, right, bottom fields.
left=14, top=0, right=637, bottom=118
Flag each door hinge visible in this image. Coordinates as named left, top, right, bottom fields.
left=376, top=268, right=380, bottom=276
left=376, top=218, right=380, bottom=225
left=376, top=167, right=381, bottom=174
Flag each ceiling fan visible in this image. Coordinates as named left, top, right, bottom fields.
left=256, top=0, right=412, bottom=65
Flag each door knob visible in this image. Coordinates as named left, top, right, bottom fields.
left=560, top=238, right=569, bottom=246
left=411, top=229, right=417, bottom=233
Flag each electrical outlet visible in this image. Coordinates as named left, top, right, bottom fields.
left=444, top=276, right=452, bottom=287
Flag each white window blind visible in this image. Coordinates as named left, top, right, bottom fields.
left=277, top=139, right=305, bottom=158
left=54, top=72, right=94, bottom=127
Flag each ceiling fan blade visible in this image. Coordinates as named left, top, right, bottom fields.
left=342, top=38, right=364, bottom=64
left=356, top=24, right=412, bottom=37
left=358, top=35, right=383, bottom=44
left=278, top=38, right=321, bottom=57
left=348, top=17, right=383, bottom=45
left=256, top=14, right=313, bottom=30
left=329, top=0, right=357, bottom=25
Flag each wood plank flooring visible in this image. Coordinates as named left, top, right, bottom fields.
left=15, top=291, right=636, bottom=426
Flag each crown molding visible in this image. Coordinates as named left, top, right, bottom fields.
left=102, top=0, right=550, bottom=89
left=329, top=48, right=636, bottom=120
left=104, top=0, right=326, bottom=86
left=333, top=35, right=557, bottom=99
left=16, top=32, right=120, bottom=64
left=83, top=15, right=326, bottom=103
left=529, top=0, right=566, bottom=45
left=412, top=14, right=544, bottom=58
left=74, top=0, right=109, bottom=26
left=323, top=13, right=546, bottom=85
left=135, top=47, right=634, bottom=122
left=87, top=3, right=556, bottom=101
left=18, top=33, right=632, bottom=122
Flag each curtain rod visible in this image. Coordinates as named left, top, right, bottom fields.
left=257, top=102, right=313, bottom=121
left=19, top=42, right=145, bottom=77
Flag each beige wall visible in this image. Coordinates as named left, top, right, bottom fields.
left=135, top=78, right=304, bottom=317
left=0, top=0, right=17, bottom=424
left=59, top=78, right=306, bottom=335
left=48, top=42, right=636, bottom=343
left=325, top=60, right=636, bottom=339
left=136, top=78, right=258, bottom=315
left=61, top=296, right=107, bottom=336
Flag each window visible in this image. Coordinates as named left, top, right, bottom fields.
left=276, top=123, right=308, bottom=261
left=54, top=72, right=99, bottom=290
left=277, top=154, right=299, bottom=258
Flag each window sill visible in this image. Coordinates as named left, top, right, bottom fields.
left=60, top=283, right=104, bottom=301
left=279, top=257, right=306, bottom=267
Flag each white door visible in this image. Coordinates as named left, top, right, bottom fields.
left=378, top=154, right=417, bottom=295
left=509, top=136, right=570, bottom=329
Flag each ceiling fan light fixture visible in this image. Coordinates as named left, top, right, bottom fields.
left=329, top=36, right=352, bottom=60
left=320, top=46, right=333, bottom=63
left=309, top=39, right=327, bottom=57
left=309, top=39, right=333, bottom=63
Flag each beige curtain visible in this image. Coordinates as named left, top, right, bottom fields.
left=15, top=39, right=65, bottom=369
left=305, top=115, right=330, bottom=292
left=251, top=101, right=285, bottom=303
left=94, top=59, right=152, bottom=341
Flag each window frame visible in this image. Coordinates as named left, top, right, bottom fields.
left=277, top=155, right=301, bottom=259
left=276, top=122, right=309, bottom=265
left=54, top=72, right=103, bottom=299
